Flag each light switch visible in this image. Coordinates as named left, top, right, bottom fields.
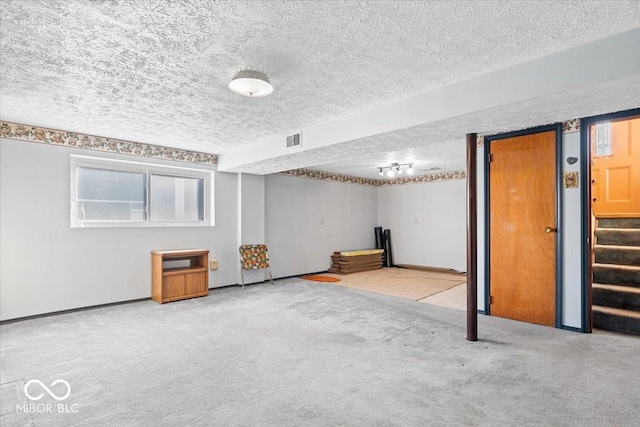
left=210, top=259, right=218, bottom=270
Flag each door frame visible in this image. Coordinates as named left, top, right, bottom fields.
left=484, top=123, right=563, bottom=329
left=580, top=107, right=640, bottom=333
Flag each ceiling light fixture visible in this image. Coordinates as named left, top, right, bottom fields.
left=377, top=163, right=414, bottom=178
left=228, top=70, right=273, bottom=97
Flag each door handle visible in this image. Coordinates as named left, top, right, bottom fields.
left=544, top=227, right=557, bottom=233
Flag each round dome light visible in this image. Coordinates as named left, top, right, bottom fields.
left=229, top=70, right=273, bottom=97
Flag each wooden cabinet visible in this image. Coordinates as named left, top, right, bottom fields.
left=152, top=249, right=209, bottom=304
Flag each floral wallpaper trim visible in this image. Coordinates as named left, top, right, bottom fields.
left=477, top=119, right=580, bottom=145
left=278, top=169, right=381, bottom=186
left=278, top=168, right=466, bottom=186
left=562, top=119, right=580, bottom=133
left=379, top=170, right=466, bottom=186
left=0, top=122, right=218, bottom=165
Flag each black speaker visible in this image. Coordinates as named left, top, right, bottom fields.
left=383, top=229, right=393, bottom=267
left=375, top=227, right=383, bottom=249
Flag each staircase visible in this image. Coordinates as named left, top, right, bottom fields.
left=592, top=218, right=640, bottom=335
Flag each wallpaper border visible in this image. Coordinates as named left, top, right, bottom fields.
left=1, top=118, right=579, bottom=171
left=278, top=168, right=466, bottom=186
left=0, top=121, right=218, bottom=166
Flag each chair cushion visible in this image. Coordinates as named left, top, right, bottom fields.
left=239, top=244, right=270, bottom=270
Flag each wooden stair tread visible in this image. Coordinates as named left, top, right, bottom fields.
left=594, top=244, right=640, bottom=250
left=593, top=283, right=640, bottom=294
left=593, top=305, right=640, bottom=319
left=593, top=263, right=640, bottom=270
left=597, top=218, right=640, bottom=229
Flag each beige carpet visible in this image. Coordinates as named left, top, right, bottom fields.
left=323, top=267, right=466, bottom=301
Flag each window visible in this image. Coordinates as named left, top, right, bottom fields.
left=71, top=155, right=213, bottom=227
left=594, top=122, right=612, bottom=157
left=76, top=168, right=147, bottom=221
left=150, top=174, right=204, bottom=222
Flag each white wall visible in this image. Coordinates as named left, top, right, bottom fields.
left=238, top=173, right=267, bottom=284
left=265, top=174, right=377, bottom=278
left=0, top=139, right=239, bottom=321
left=561, top=131, right=583, bottom=329
left=376, top=180, right=467, bottom=272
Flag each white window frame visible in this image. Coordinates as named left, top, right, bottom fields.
left=70, top=154, right=214, bottom=228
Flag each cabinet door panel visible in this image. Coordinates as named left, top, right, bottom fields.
left=163, top=275, right=185, bottom=299
left=185, top=273, right=207, bottom=295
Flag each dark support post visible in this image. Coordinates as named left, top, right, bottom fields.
left=466, top=133, right=478, bottom=341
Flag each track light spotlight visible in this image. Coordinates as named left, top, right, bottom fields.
left=377, top=162, right=414, bottom=178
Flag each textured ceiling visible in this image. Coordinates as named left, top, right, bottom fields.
left=309, top=142, right=466, bottom=179
left=232, top=72, right=640, bottom=176
left=2, top=0, right=640, bottom=161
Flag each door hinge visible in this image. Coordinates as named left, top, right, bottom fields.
left=489, top=153, right=494, bottom=162
left=489, top=295, right=494, bottom=304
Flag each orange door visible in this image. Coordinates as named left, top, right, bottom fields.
left=489, top=130, right=556, bottom=327
left=592, top=117, right=640, bottom=217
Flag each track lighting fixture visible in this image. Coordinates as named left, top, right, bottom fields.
left=377, top=163, right=414, bottom=178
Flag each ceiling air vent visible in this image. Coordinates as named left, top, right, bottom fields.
left=286, top=133, right=301, bottom=148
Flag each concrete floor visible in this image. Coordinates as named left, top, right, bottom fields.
left=1, top=279, right=639, bottom=426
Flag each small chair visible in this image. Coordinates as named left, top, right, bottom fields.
left=239, top=244, right=274, bottom=289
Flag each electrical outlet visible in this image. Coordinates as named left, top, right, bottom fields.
left=211, top=250, right=216, bottom=258
left=414, top=218, right=418, bottom=224
left=321, top=218, right=324, bottom=225
left=210, top=259, right=218, bottom=270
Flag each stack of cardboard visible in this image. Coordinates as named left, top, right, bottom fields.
left=328, top=249, right=384, bottom=274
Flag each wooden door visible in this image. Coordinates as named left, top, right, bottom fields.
left=592, top=117, right=640, bottom=217
left=489, top=130, right=556, bottom=326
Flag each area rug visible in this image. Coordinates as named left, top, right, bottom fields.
left=301, top=275, right=341, bottom=282
left=321, top=267, right=465, bottom=301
